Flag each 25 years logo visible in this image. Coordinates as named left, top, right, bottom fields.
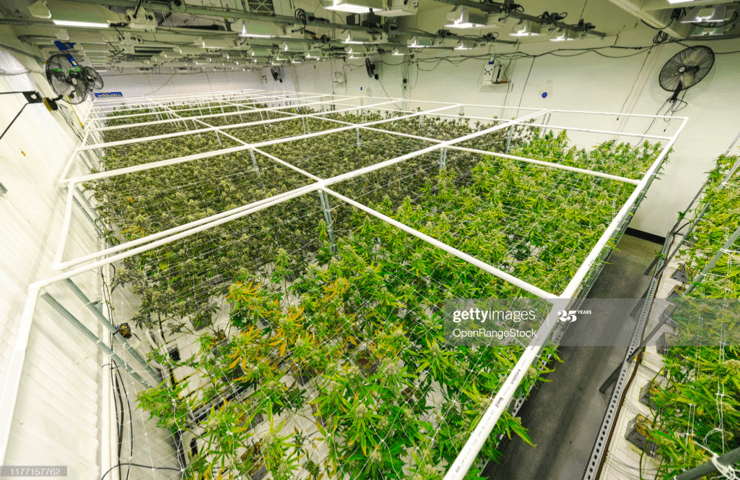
left=557, top=310, right=578, bottom=323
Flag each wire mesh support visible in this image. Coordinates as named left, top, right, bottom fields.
left=41, top=293, right=153, bottom=389
left=318, top=190, right=337, bottom=254
left=684, top=222, right=740, bottom=296
left=651, top=154, right=740, bottom=277
left=505, top=125, right=514, bottom=153
left=439, top=148, right=447, bottom=170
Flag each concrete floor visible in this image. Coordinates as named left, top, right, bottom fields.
left=483, top=235, right=661, bottom=480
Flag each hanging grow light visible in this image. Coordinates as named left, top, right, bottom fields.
left=682, top=4, right=727, bottom=23
left=392, top=46, right=409, bottom=55
left=238, top=20, right=276, bottom=38
left=324, top=0, right=382, bottom=14
left=455, top=40, right=475, bottom=50
left=445, top=7, right=486, bottom=29
left=550, top=28, right=575, bottom=41
left=510, top=19, right=541, bottom=36
left=409, top=36, right=433, bottom=48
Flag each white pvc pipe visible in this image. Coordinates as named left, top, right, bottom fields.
left=57, top=105, right=536, bottom=273
left=91, top=92, right=303, bottom=122
left=443, top=115, right=689, bottom=480
left=39, top=184, right=321, bottom=286
left=324, top=188, right=557, bottom=300
left=511, top=123, right=674, bottom=140
left=66, top=104, right=460, bottom=184
left=446, top=146, right=640, bottom=185
left=89, top=96, right=337, bottom=132
left=92, top=89, right=269, bottom=110
left=0, top=287, right=40, bottom=464
left=55, top=183, right=320, bottom=270
left=77, top=99, right=397, bottom=153
left=560, top=116, right=689, bottom=299
left=52, top=184, right=76, bottom=268
left=547, top=109, right=689, bottom=120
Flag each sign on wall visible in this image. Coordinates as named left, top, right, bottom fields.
left=94, top=92, right=123, bottom=98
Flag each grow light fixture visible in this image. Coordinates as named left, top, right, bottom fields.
left=392, top=46, right=409, bottom=55
left=510, top=19, right=540, bottom=36
left=691, top=25, right=725, bottom=35
left=52, top=19, right=109, bottom=28
left=202, top=38, right=232, bottom=49
left=343, top=32, right=374, bottom=44
left=409, top=36, right=433, bottom=48
left=292, top=59, right=302, bottom=63
left=445, top=7, right=486, bottom=29
left=324, top=0, right=382, bottom=14
left=682, top=4, right=727, bottom=23
left=455, top=40, right=475, bottom=50
left=238, top=20, right=276, bottom=38
left=550, top=28, right=575, bottom=41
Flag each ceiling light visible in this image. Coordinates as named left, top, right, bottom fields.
left=445, top=6, right=486, bottom=29
left=550, top=28, right=575, bottom=41
left=52, top=19, right=109, bottom=28
left=667, top=0, right=694, bottom=3
left=510, top=19, right=540, bottom=36
left=392, top=46, right=409, bottom=55
left=343, top=32, right=372, bottom=44
left=347, top=45, right=366, bottom=54
left=682, top=4, right=727, bottom=23
left=292, top=59, right=302, bottom=63
left=324, top=0, right=382, bottom=14
left=409, top=36, right=433, bottom=48
left=238, top=20, right=275, bottom=38
left=455, top=40, right=475, bottom=50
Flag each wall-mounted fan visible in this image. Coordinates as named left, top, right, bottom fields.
left=365, top=58, right=379, bottom=80
left=83, top=66, right=104, bottom=91
left=659, top=45, right=714, bottom=102
left=270, top=66, right=283, bottom=83
left=46, top=53, right=88, bottom=104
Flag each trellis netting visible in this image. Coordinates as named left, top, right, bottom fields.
left=0, top=89, right=686, bottom=480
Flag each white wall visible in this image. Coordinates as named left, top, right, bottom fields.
left=288, top=36, right=740, bottom=237
left=100, top=70, right=268, bottom=98
left=0, top=38, right=177, bottom=478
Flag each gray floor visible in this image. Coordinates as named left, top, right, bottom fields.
left=483, top=234, right=660, bottom=480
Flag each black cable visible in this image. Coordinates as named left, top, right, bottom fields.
left=0, top=103, right=31, bottom=141
left=115, top=366, right=134, bottom=480
left=617, top=47, right=652, bottom=120
left=100, top=463, right=182, bottom=480
left=641, top=18, right=673, bottom=30
left=516, top=57, right=535, bottom=115
left=133, top=0, right=143, bottom=19
left=109, top=357, right=123, bottom=480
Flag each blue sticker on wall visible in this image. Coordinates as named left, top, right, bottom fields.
left=95, top=92, right=123, bottom=98
left=541, top=92, right=548, bottom=98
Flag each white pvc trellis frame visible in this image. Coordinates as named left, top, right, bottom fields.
left=0, top=88, right=688, bottom=478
